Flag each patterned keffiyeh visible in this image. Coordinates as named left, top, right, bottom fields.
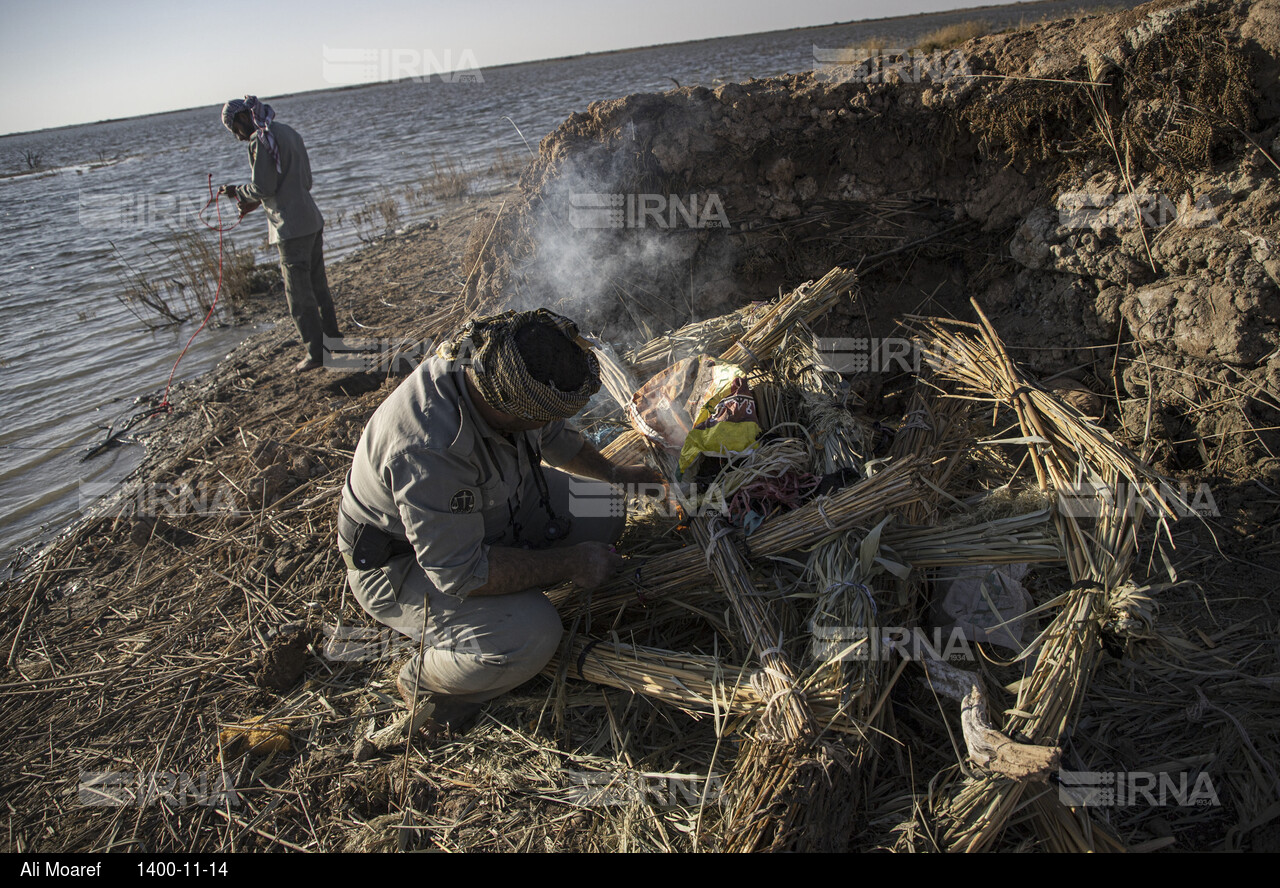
left=440, top=309, right=601, bottom=423
left=221, top=95, right=281, bottom=174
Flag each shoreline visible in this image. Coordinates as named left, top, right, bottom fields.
left=117, top=183, right=511, bottom=496
left=4, top=186, right=511, bottom=582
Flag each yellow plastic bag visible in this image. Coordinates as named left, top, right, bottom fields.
left=625, top=355, right=760, bottom=474
left=678, top=371, right=761, bottom=474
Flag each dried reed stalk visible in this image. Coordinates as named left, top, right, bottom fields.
left=773, top=321, right=864, bottom=404
left=595, top=300, right=868, bottom=853
left=806, top=528, right=891, bottom=705
left=880, top=509, right=1063, bottom=568
left=588, top=339, right=814, bottom=746
left=600, top=425, right=651, bottom=466
left=904, top=300, right=1191, bottom=530
left=719, top=267, right=859, bottom=372
left=585, top=336, right=638, bottom=424
left=934, top=481, right=1144, bottom=851
left=691, top=516, right=815, bottom=742
left=722, top=733, right=855, bottom=852
left=549, top=455, right=929, bottom=618
left=626, top=302, right=771, bottom=380
left=696, top=270, right=868, bottom=852
left=888, top=382, right=974, bottom=525
left=900, top=301, right=1172, bottom=851
left=787, top=356, right=899, bottom=850
left=548, top=637, right=863, bottom=734
left=770, top=326, right=875, bottom=474
left=600, top=267, right=860, bottom=469
left=554, top=467, right=1064, bottom=623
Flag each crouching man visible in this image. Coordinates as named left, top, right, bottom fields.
left=337, top=309, right=659, bottom=739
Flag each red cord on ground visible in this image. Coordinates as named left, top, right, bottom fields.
left=157, top=174, right=246, bottom=412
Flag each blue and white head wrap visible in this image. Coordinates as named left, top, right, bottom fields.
left=221, top=95, right=281, bottom=174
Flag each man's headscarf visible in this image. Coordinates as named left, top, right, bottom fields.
left=221, top=95, right=282, bottom=174
left=440, top=309, right=601, bottom=423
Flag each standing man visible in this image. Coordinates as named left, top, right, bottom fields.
left=337, top=309, right=661, bottom=740
left=220, top=95, right=340, bottom=373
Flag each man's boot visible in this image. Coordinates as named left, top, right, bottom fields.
left=397, top=675, right=481, bottom=743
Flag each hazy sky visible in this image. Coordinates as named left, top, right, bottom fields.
left=2, top=0, right=1029, bottom=135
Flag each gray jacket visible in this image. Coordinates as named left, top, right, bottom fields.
left=340, top=356, right=586, bottom=599
left=237, top=120, right=323, bottom=244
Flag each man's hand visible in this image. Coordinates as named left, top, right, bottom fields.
left=567, top=541, right=624, bottom=590
left=464, top=542, right=622, bottom=597
left=611, top=463, right=664, bottom=485
left=236, top=197, right=261, bottom=217
left=556, top=440, right=663, bottom=487
left=218, top=184, right=239, bottom=200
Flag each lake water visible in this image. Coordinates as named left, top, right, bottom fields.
left=0, top=1, right=1142, bottom=571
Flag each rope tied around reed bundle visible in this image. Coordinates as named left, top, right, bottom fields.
left=1101, top=581, right=1157, bottom=639
left=702, top=521, right=736, bottom=570
left=749, top=661, right=811, bottom=740
left=899, top=409, right=933, bottom=432
left=574, top=638, right=606, bottom=681
left=815, top=498, right=838, bottom=530
left=736, top=342, right=762, bottom=367
left=822, top=580, right=878, bottom=621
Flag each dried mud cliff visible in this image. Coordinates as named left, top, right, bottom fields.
left=467, top=0, right=1280, bottom=480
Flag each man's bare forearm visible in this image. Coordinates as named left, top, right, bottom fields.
left=465, top=545, right=579, bottom=597
left=556, top=440, right=661, bottom=485
left=465, top=540, right=623, bottom=597
left=555, top=440, right=620, bottom=482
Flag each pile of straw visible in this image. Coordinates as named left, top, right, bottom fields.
left=4, top=258, right=1266, bottom=854
left=543, top=271, right=1227, bottom=851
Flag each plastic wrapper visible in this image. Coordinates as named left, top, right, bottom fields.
left=627, top=356, right=760, bottom=475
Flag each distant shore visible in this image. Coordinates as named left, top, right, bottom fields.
left=1, top=0, right=1128, bottom=138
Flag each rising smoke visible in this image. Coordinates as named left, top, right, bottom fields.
left=489, top=111, right=745, bottom=349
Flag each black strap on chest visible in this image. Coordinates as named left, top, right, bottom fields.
left=518, top=435, right=573, bottom=545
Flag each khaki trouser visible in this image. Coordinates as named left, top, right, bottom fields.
left=345, top=469, right=625, bottom=703
left=278, top=227, right=339, bottom=363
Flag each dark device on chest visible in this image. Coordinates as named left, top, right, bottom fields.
left=522, top=435, right=573, bottom=546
